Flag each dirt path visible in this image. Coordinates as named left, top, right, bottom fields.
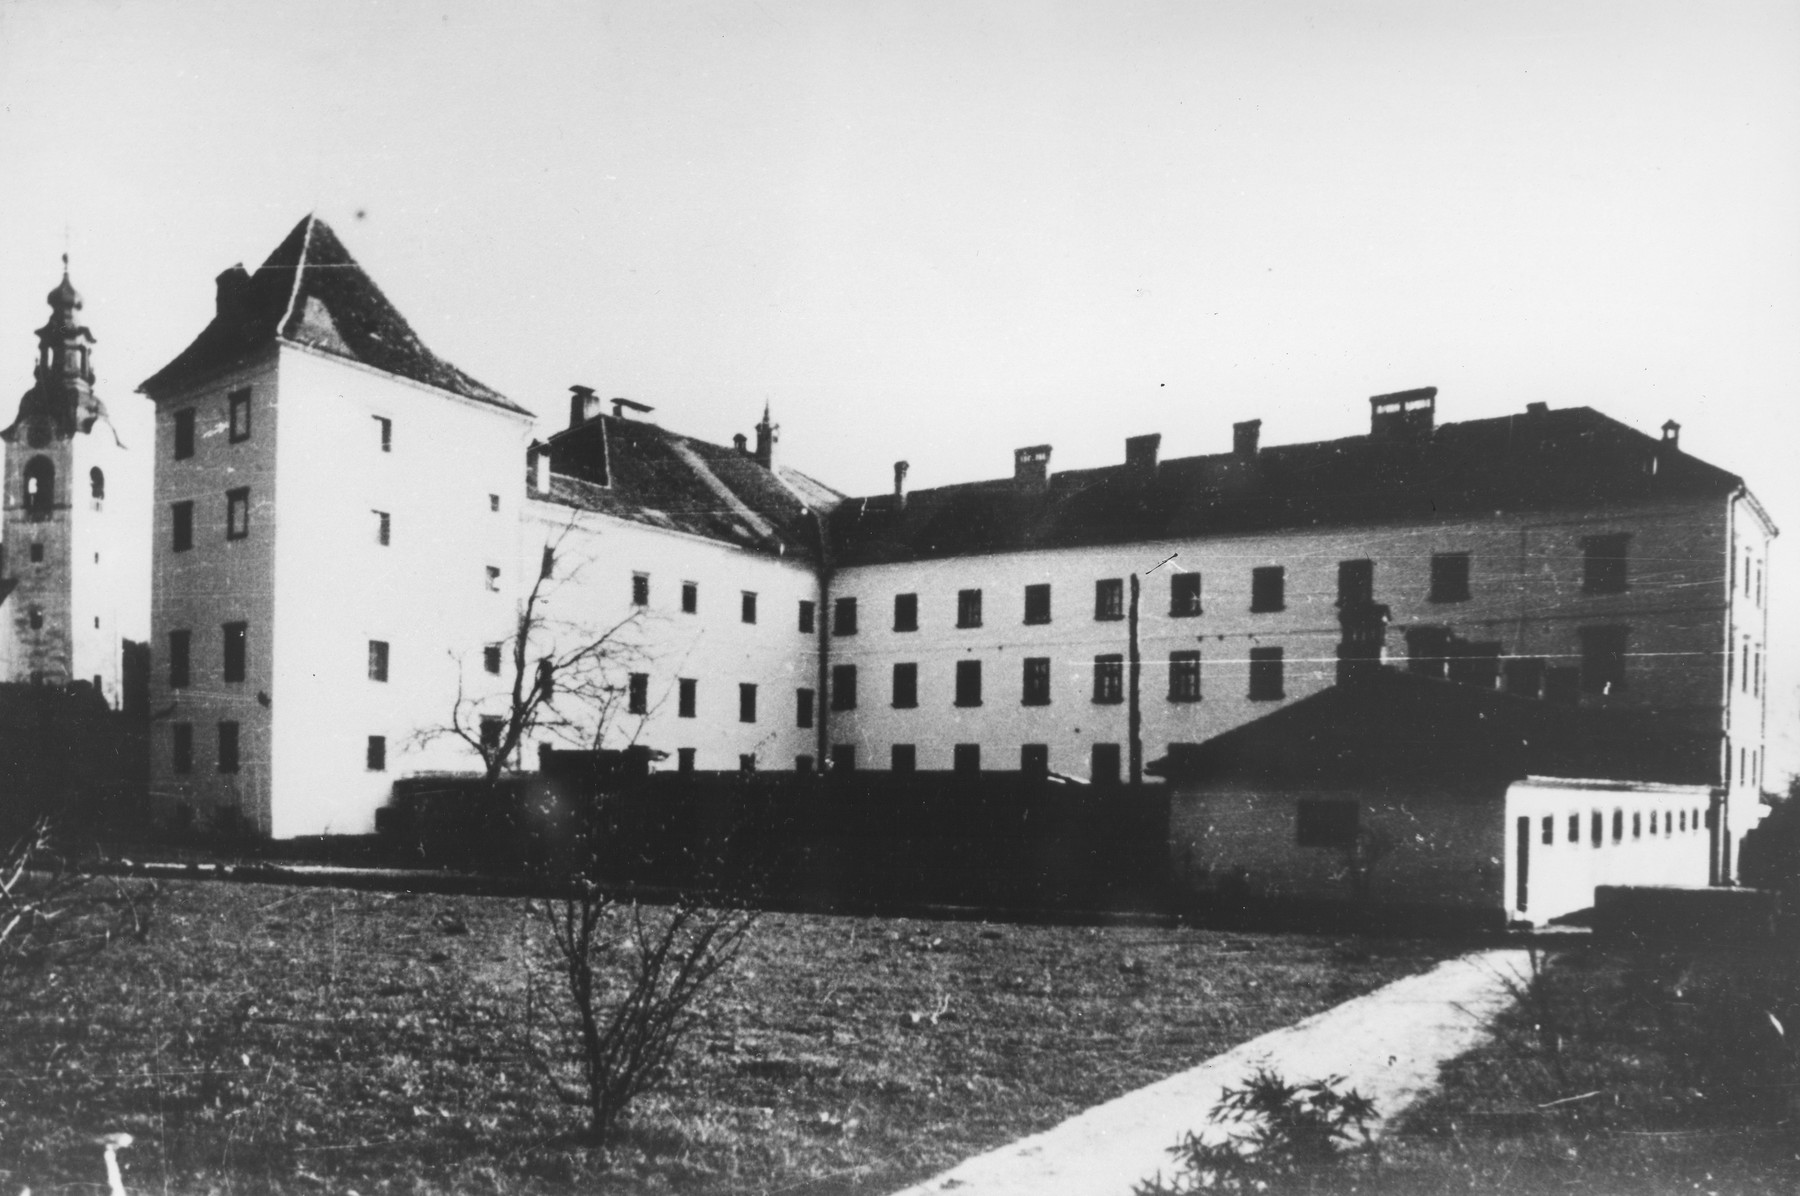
left=889, top=947, right=1530, bottom=1196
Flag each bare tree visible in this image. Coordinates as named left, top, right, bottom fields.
left=1, top=819, right=152, bottom=984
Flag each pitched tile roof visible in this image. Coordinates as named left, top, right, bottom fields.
left=139, top=216, right=527, bottom=413
left=829, top=406, right=1744, bottom=566
left=534, top=413, right=843, bottom=558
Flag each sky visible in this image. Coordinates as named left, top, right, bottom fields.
left=3, top=0, right=1797, bottom=769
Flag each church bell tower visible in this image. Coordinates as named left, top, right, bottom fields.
left=0, top=259, right=126, bottom=704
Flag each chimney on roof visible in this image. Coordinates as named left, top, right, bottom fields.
left=1526, top=401, right=1549, bottom=417
left=1369, top=387, right=1437, bottom=439
left=1661, top=420, right=1681, bottom=451
left=733, top=432, right=749, bottom=455
left=568, top=385, right=603, bottom=429
left=1125, top=434, right=1161, bottom=472
left=612, top=396, right=654, bottom=420
left=1233, top=419, right=1262, bottom=459
left=893, top=460, right=910, bottom=507
left=1014, top=444, right=1052, bottom=489
left=754, top=403, right=778, bottom=469
left=215, top=265, right=251, bottom=324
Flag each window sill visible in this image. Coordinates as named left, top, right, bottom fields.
left=891, top=702, right=917, bottom=710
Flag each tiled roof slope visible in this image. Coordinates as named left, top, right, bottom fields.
left=829, top=406, right=1743, bottom=566
left=139, top=216, right=527, bottom=414
left=534, top=413, right=843, bottom=559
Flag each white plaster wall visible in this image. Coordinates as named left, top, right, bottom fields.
left=522, top=498, right=822, bottom=771
left=1503, top=777, right=1714, bottom=925
left=267, top=347, right=532, bottom=837
left=67, top=417, right=128, bottom=705
left=827, top=497, right=1735, bottom=778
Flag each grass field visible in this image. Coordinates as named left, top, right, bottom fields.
left=0, top=879, right=1446, bottom=1195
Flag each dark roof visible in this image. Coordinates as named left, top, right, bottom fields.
left=535, top=413, right=843, bottom=558
left=1146, top=669, right=1717, bottom=790
left=139, top=216, right=527, bottom=413
left=829, top=407, right=1743, bottom=566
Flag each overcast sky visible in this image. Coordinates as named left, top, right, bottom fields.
left=3, top=0, right=1797, bottom=768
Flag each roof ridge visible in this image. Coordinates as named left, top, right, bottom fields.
left=276, top=213, right=316, bottom=337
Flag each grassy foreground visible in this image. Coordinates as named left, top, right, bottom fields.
left=0, top=880, right=1444, bottom=1195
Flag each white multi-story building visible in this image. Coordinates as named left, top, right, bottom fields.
left=134, top=218, right=1775, bottom=882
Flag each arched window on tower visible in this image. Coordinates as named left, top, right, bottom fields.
left=90, top=466, right=105, bottom=501
left=22, top=456, right=54, bottom=518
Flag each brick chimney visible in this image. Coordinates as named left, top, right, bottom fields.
left=893, top=460, right=910, bottom=507
left=1014, top=445, right=1052, bottom=488
left=733, top=433, right=748, bottom=455
left=215, top=265, right=251, bottom=326
left=1661, top=420, right=1681, bottom=451
left=568, top=385, right=603, bottom=429
left=1233, top=419, right=1262, bottom=459
left=1369, top=387, right=1437, bottom=438
left=1125, top=434, right=1161, bottom=472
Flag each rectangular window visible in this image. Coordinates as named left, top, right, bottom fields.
left=678, top=678, right=697, bottom=718
left=29, top=542, right=43, bottom=563
left=480, top=716, right=503, bottom=753
left=486, top=566, right=501, bottom=592
left=1168, top=650, right=1201, bottom=702
left=489, top=493, right=500, bottom=513
left=1296, top=799, right=1357, bottom=848
left=366, top=735, right=387, bottom=772
left=1091, top=743, right=1122, bottom=786
left=1022, top=744, right=1049, bottom=776
left=1022, top=657, right=1051, bottom=705
left=739, top=683, right=757, bottom=723
left=678, top=747, right=696, bottom=773
left=1250, top=566, right=1285, bottom=613
left=228, top=389, right=251, bottom=442
left=172, top=723, right=193, bottom=775
left=222, top=621, right=247, bottom=683
left=1569, top=813, right=1580, bottom=843
left=796, top=687, right=815, bottom=728
left=892, top=662, right=918, bottom=708
left=367, top=640, right=389, bottom=682
left=226, top=488, right=250, bottom=540
left=1541, top=816, right=1554, bottom=846
left=1583, top=534, right=1630, bottom=595
left=169, top=629, right=191, bottom=689
left=894, top=592, right=919, bottom=632
left=172, top=501, right=194, bottom=552
left=1093, top=654, right=1124, bottom=704
left=217, top=721, right=240, bottom=774
left=537, top=658, right=554, bottom=698
left=1337, top=559, right=1374, bottom=607
left=483, top=643, right=502, bottom=674
left=1248, top=646, right=1284, bottom=701
left=891, top=744, right=917, bottom=773
left=831, top=744, right=857, bottom=773
left=1095, top=578, right=1124, bottom=621
left=374, top=510, right=391, bottom=546
left=540, top=546, right=555, bottom=580
left=797, top=599, right=815, bottom=633
left=796, top=754, right=815, bottom=773
left=957, top=589, right=983, bottom=628
left=739, top=754, right=757, bottom=774
left=1171, top=572, right=1202, bottom=617
left=833, top=596, right=858, bottom=635
left=631, top=573, right=649, bottom=606
left=831, top=664, right=858, bottom=710
left=627, top=672, right=648, bottom=714
left=1430, top=552, right=1471, bottom=603
left=173, top=408, right=195, bottom=459
left=741, top=591, right=758, bottom=624
left=1591, top=810, right=1604, bottom=848
left=1023, top=583, right=1051, bottom=625
left=1579, top=625, right=1628, bottom=695
left=682, top=582, right=698, bottom=614
left=953, top=743, right=981, bottom=774
left=1613, top=809, right=1624, bottom=843
left=954, top=659, right=983, bottom=707
left=375, top=415, right=392, bottom=452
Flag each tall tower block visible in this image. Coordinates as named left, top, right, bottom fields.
left=0, top=260, right=127, bottom=705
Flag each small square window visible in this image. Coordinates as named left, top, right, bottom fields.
left=375, top=416, right=392, bottom=452
left=1430, top=553, right=1471, bottom=603
left=798, top=599, right=815, bottom=633
left=953, top=743, right=980, bottom=774
left=1337, top=559, right=1373, bottom=607
left=1250, top=566, right=1285, bottom=613
left=832, top=664, right=858, bottom=711
left=480, top=716, right=504, bottom=753
left=483, top=643, right=502, bottom=674
left=739, top=753, right=757, bottom=774
left=632, top=573, right=649, bottom=606
left=374, top=510, right=391, bottom=546
left=954, top=659, right=982, bottom=707
left=1171, top=572, right=1202, bottom=617
left=1248, top=646, right=1284, bottom=701
left=29, top=542, right=44, bottom=563
left=742, top=591, right=758, bottom=624
left=228, top=389, right=251, bottom=442
left=27, top=605, right=42, bottom=630
left=957, top=589, right=983, bottom=629
left=1296, top=799, right=1357, bottom=847
left=682, top=582, right=698, bottom=614
left=172, top=723, right=193, bottom=775
left=226, top=488, right=250, bottom=540
left=1095, top=578, right=1124, bottom=621
left=222, top=621, right=247, bottom=683
left=627, top=672, right=649, bottom=714
left=489, top=494, right=501, bottom=512
left=366, top=735, right=387, bottom=772
left=1022, top=657, right=1051, bottom=705
left=892, top=662, right=918, bottom=708
left=486, top=566, right=501, bottom=592
left=1021, top=743, right=1049, bottom=776
left=891, top=744, right=917, bottom=773
left=678, top=747, right=696, bottom=773
left=172, top=501, right=194, bottom=552
left=367, top=640, right=389, bottom=682
left=1583, top=534, right=1630, bottom=595
left=894, top=592, right=919, bottom=632
left=1092, top=654, right=1123, bottom=704
left=831, top=745, right=857, bottom=773
left=540, top=546, right=556, bottom=580
left=173, top=408, right=196, bottom=460
left=1023, top=584, right=1051, bottom=625
left=796, top=687, right=815, bottom=728
left=678, top=677, right=697, bottom=718
left=796, top=754, right=815, bottom=773
left=217, top=721, right=240, bottom=774
left=1168, top=650, right=1201, bottom=702
left=833, top=596, right=858, bottom=635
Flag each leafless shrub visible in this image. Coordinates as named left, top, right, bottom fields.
left=0, top=818, right=153, bottom=982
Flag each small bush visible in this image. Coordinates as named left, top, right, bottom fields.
left=1136, top=1069, right=1378, bottom=1194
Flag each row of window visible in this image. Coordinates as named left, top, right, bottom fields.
left=17, top=457, right=105, bottom=517
left=167, top=624, right=249, bottom=687
left=1535, top=806, right=1708, bottom=848
left=169, top=490, right=251, bottom=550
left=169, top=723, right=391, bottom=775
left=169, top=393, right=393, bottom=459
left=629, top=575, right=766, bottom=623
